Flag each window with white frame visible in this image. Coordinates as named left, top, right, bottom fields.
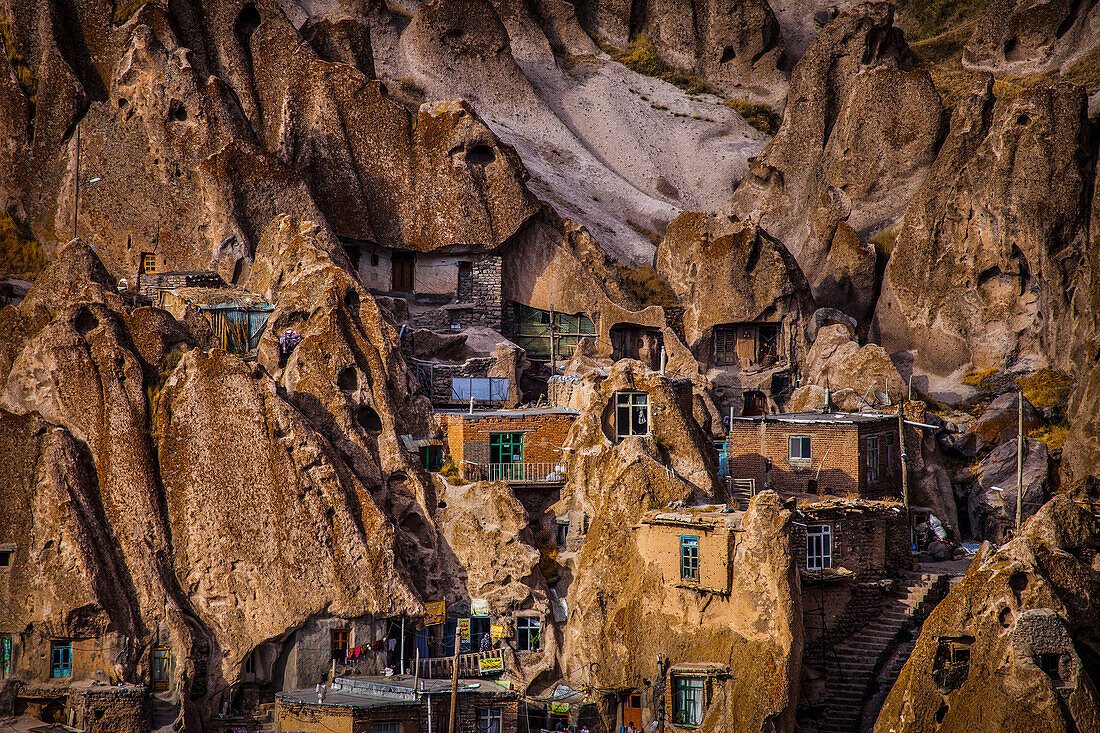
left=789, top=435, right=811, bottom=462
left=516, top=616, right=541, bottom=652
left=865, top=435, right=880, bottom=483
left=476, top=707, right=502, bottom=733
left=615, top=392, right=649, bottom=438
left=806, top=525, right=832, bottom=570
left=372, top=722, right=400, bottom=733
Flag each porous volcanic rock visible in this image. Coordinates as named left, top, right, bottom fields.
left=637, top=0, right=788, bottom=102
left=730, top=3, right=942, bottom=322
left=1062, top=362, right=1100, bottom=495
left=655, top=211, right=815, bottom=360
left=875, top=495, right=1100, bottom=733
left=965, top=438, right=1052, bottom=542
left=962, top=0, right=1100, bottom=77
left=794, top=324, right=905, bottom=405
left=874, top=77, right=1097, bottom=395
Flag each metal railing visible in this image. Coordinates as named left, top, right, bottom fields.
left=464, top=462, right=566, bottom=484
left=416, top=650, right=505, bottom=679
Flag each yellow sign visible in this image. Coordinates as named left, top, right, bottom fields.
left=457, top=618, right=470, bottom=641
left=425, top=600, right=446, bottom=626
left=490, top=624, right=504, bottom=639
left=479, top=655, right=504, bottom=673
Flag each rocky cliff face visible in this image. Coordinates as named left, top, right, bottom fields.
left=875, top=496, right=1100, bottom=733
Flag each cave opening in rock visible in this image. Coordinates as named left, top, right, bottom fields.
left=74, top=308, right=98, bottom=336
left=720, top=46, right=736, bottom=63
left=466, top=144, right=496, bottom=165
left=337, top=367, right=358, bottom=392
left=169, top=100, right=187, bottom=122
left=356, top=405, right=382, bottom=435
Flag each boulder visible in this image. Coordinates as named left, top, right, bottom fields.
left=875, top=496, right=1100, bottom=733
left=798, top=325, right=905, bottom=405
left=730, top=3, right=943, bottom=322
left=970, top=392, right=1042, bottom=446
left=874, top=77, right=1098, bottom=394
left=1062, top=361, right=1100, bottom=495
left=962, top=0, right=1100, bottom=76
left=968, top=438, right=1052, bottom=542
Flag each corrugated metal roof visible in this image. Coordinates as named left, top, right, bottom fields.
left=163, top=286, right=273, bottom=311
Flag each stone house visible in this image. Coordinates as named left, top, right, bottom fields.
left=634, top=510, right=738, bottom=594
left=725, top=412, right=904, bottom=499
left=276, top=675, right=519, bottom=733
left=439, top=408, right=577, bottom=485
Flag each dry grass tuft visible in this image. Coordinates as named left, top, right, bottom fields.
left=0, top=17, right=36, bottom=103
left=112, top=0, right=150, bottom=25
left=0, top=209, right=47, bottom=280
left=613, top=262, right=678, bottom=308
left=723, top=99, right=782, bottom=134
left=1028, top=423, right=1069, bottom=451
left=871, top=227, right=899, bottom=260
left=961, top=367, right=998, bottom=387
left=1017, top=369, right=1075, bottom=408
left=609, top=34, right=717, bottom=96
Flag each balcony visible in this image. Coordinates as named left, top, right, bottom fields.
left=464, top=462, right=566, bottom=485
left=416, top=650, right=505, bottom=679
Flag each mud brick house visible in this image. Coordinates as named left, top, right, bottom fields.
left=439, top=408, right=577, bottom=484
left=635, top=510, right=739, bottom=594
left=726, top=412, right=903, bottom=498
left=137, top=269, right=223, bottom=298
left=795, top=498, right=913, bottom=665
left=276, top=675, right=518, bottom=733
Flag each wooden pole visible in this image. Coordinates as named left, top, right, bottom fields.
left=898, top=400, right=911, bottom=547
left=549, top=302, right=556, bottom=374
left=73, top=124, right=80, bottom=241
left=446, top=630, right=460, bottom=733
left=1016, top=391, right=1025, bottom=530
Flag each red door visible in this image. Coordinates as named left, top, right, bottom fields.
left=392, top=252, right=414, bottom=291
left=622, top=693, right=643, bottom=729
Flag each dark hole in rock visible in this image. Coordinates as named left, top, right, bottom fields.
left=1016, top=113, right=1030, bottom=126
left=337, top=367, right=358, bottom=392
left=75, top=309, right=98, bottom=336
left=977, top=266, right=1002, bottom=287
left=998, top=607, right=1012, bottom=628
left=935, top=702, right=948, bottom=724
left=720, top=46, right=736, bottom=63
left=169, top=100, right=187, bottom=122
left=117, top=98, right=128, bottom=108
left=114, top=355, right=125, bottom=372
left=345, top=289, right=360, bottom=311
left=236, top=4, right=261, bottom=41
left=466, top=144, right=496, bottom=165
left=356, top=405, right=382, bottom=435
left=1003, top=36, right=1017, bottom=56
left=437, top=500, right=447, bottom=509
left=1009, top=572, right=1028, bottom=596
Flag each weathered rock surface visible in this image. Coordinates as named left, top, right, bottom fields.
left=1062, top=361, right=1100, bottom=496
left=875, top=495, right=1100, bottom=732
left=874, top=77, right=1098, bottom=396
left=792, top=324, right=905, bottom=405
left=730, top=3, right=942, bottom=321
left=966, top=438, right=1053, bottom=542
left=962, top=0, right=1100, bottom=77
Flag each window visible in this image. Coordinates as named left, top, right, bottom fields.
left=0, top=547, right=11, bottom=567
left=884, top=433, right=897, bottom=469
left=450, top=377, right=509, bottom=403
left=865, top=435, right=880, bottom=483
left=476, top=707, right=502, bottom=733
left=789, top=435, right=811, bottom=462
left=504, top=302, right=595, bottom=360
left=615, top=392, right=649, bottom=439
left=806, top=525, right=832, bottom=571
left=516, top=616, right=541, bottom=652
left=141, top=253, right=156, bottom=274
left=50, top=640, right=72, bottom=678
left=555, top=521, right=568, bottom=547
left=331, top=629, right=350, bottom=660
left=1, top=635, right=11, bottom=679
left=489, top=433, right=524, bottom=481
left=672, top=675, right=704, bottom=726
left=372, top=723, right=400, bottom=733
left=153, top=647, right=170, bottom=690
left=419, top=445, right=443, bottom=471
left=680, top=536, right=699, bottom=581
left=757, top=324, right=779, bottom=363
left=713, top=326, right=737, bottom=365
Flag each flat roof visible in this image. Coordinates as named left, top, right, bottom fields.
left=730, top=411, right=895, bottom=425
left=277, top=676, right=514, bottom=709
left=640, top=505, right=742, bottom=529
left=436, top=407, right=579, bottom=419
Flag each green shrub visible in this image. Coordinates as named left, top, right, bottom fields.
left=612, top=35, right=718, bottom=96
left=723, top=99, right=781, bottom=135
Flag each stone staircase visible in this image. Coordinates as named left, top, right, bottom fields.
left=150, top=695, right=180, bottom=732
left=817, top=571, right=951, bottom=733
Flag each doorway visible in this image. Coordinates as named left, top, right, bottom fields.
left=621, top=692, right=643, bottom=729
left=392, top=252, right=415, bottom=291
left=743, top=391, right=767, bottom=416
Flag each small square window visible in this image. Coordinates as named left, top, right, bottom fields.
left=680, top=536, right=699, bottom=581
left=331, top=629, right=350, bottom=660
left=615, top=392, right=649, bottom=439
left=372, top=722, right=400, bottom=733
left=0, top=549, right=11, bottom=567
left=789, top=435, right=811, bottom=461
left=141, top=253, right=156, bottom=275
left=672, top=675, right=704, bottom=726
left=516, top=616, right=541, bottom=652
left=477, top=708, right=502, bottom=733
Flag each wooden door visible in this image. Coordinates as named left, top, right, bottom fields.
left=392, top=252, right=414, bottom=291
left=743, top=391, right=766, bottom=416
left=622, top=693, right=643, bottom=729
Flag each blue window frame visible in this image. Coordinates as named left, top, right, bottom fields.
left=1, top=635, right=11, bottom=679
left=50, top=640, right=71, bottom=678
left=680, top=536, right=699, bottom=581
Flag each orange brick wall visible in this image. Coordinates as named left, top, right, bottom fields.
left=442, top=413, right=575, bottom=467
left=725, top=418, right=903, bottom=498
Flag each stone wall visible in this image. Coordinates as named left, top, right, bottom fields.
left=137, top=271, right=223, bottom=299
left=456, top=256, right=502, bottom=330
left=68, top=684, right=149, bottom=733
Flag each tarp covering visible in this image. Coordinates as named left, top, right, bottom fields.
left=159, top=287, right=273, bottom=354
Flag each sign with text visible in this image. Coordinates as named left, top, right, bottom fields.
left=425, top=600, right=446, bottom=626
left=490, top=624, right=505, bottom=639
left=457, top=618, right=470, bottom=641
left=478, top=655, right=504, bottom=674
left=471, top=598, right=490, bottom=617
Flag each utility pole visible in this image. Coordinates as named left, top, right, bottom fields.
left=446, top=630, right=460, bottom=733
left=1016, top=391, right=1025, bottom=531
left=898, top=400, right=911, bottom=547
left=73, top=124, right=81, bottom=241
left=548, top=302, right=556, bottom=374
